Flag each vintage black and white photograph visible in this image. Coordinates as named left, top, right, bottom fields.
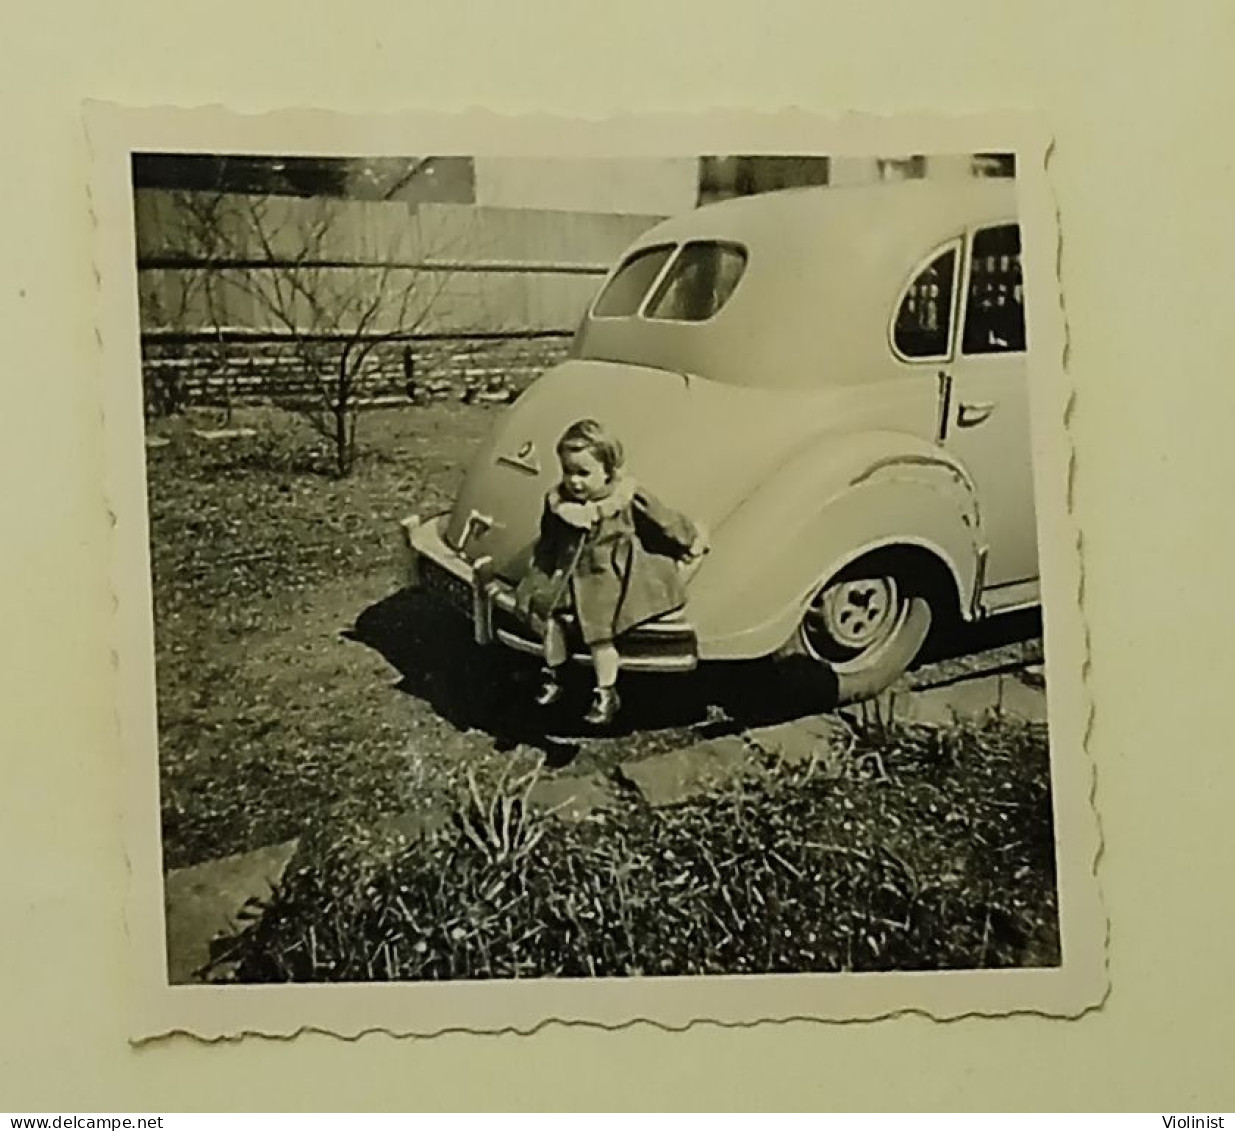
left=92, top=110, right=1102, bottom=1037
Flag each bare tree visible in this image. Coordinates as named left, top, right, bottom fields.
left=142, top=193, right=229, bottom=419
left=164, top=191, right=236, bottom=424
left=141, top=266, right=197, bottom=418
left=177, top=188, right=475, bottom=477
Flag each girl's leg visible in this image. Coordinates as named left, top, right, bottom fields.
left=584, top=639, right=621, bottom=724
left=533, top=617, right=567, bottom=706
left=590, top=640, right=620, bottom=688
left=543, top=617, right=568, bottom=668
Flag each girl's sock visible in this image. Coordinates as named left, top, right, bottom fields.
left=591, top=641, right=620, bottom=688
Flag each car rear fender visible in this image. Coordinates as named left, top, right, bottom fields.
left=689, top=430, right=985, bottom=658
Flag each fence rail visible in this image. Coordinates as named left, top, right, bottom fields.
left=137, top=256, right=613, bottom=276
left=141, top=326, right=573, bottom=344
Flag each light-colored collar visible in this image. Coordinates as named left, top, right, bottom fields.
left=548, top=473, right=637, bottom=527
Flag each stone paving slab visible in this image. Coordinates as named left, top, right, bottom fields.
left=163, top=838, right=298, bottom=984
left=193, top=427, right=258, bottom=441
left=746, top=713, right=849, bottom=769
left=888, top=672, right=1048, bottom=727
left=528, top=774, right=619, bottom=821
left=618, top=734, right=752, bottom=808
left=906, top=639, right=1044, bottom=690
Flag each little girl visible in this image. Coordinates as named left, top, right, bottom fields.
left=514, top=419, right=708, bottom=725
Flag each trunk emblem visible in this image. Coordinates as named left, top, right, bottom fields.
left=498, top=440, right=542, bottom=476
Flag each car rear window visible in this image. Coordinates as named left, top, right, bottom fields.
left=591, top=246, right=674, bottom=317
left=645, top=241, right=747, bottom=322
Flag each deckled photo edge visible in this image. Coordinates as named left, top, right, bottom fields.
left=83, top=105, right=1104, bottom=1042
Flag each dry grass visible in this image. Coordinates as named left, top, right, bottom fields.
left=208, top=712, right=1060, bottom=981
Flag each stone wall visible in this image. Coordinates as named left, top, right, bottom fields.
left=141, top=333, right=573, bottom=416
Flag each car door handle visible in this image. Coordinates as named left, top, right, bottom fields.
left=956, top=400, right=997, bottom=428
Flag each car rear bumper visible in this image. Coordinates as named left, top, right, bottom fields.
left=399, top=514, right=699, bottom=673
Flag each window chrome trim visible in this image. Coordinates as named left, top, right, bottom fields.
left=958, top=218, right=1026, bottom=358
left=888, top=236, right=964, bottom=366
left=634, top=242, right=687, bottom=318
left=587, top=243, right=679, bottom=321
left=638, top=239, right=750, bottom=325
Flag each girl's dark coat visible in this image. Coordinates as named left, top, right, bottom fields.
left=514, top=476, right=702, bottom=645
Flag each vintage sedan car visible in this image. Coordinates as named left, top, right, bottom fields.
left=402, top=177, right=1038, bottom=705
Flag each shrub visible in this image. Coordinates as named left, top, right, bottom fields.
left=207, top=713, right=1060, bottom=982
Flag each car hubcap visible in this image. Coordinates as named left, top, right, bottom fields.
left=802, top=575, right=905, bottom=668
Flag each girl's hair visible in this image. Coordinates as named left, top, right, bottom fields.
left=556, top=418, right=624, bottom=476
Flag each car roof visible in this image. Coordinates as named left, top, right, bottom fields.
left=575, top=178, right=1021, bottom=388
left=645, top=176, right=1016, bottom=246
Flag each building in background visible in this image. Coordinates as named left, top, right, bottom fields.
left=698, top=156, right=832, bottom=204
left=132, top=153, right=478, bottom=203
left=134, top=152, right=1013, bottom=209
left=473, top=157, right=698, bottom=216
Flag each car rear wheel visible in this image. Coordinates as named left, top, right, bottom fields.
left=780, top=565, right=933, bottom=706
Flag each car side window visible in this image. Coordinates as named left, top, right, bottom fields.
left=644, top=241, right=747, bottom=322
left=591, top=246, right=675, bottom=318
left=892, top=243, right=959, bottom=361
left=962, top=224, right=1026, bottom=354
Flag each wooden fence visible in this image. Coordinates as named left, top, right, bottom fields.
left=133, top=191, right=664, bottom=337
left=134, top=190, right=665, bottom=411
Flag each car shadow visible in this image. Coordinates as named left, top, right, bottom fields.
left=345, top=589, right=833, bottom=766
left=916, top=605, right=1043, bottom=665
left=345, top=588, right=1042, bottom=767
left=344, top=588, right=527, bottom=737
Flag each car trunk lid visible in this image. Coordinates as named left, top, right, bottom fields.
left=443, top=358, right=890, bottom=579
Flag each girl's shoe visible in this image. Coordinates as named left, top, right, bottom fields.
left=584, top=686, right=621, bottom=726
left=533, top=667, right=564, bottom=707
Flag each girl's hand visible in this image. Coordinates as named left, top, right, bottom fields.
left=682, top=523, right=710, bottom=563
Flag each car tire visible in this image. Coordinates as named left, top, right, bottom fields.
left=777, top=566, right=933, bottom=707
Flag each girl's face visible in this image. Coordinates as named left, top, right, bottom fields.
left=559, top=446, right=610, bottom=501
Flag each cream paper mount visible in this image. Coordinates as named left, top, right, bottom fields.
left=87, top=104, right=1105, bottom=1040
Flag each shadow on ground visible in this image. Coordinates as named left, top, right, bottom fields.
left=918, top=605, right=1043, bottom=665
left=345, top=588, right=1043, bottom=768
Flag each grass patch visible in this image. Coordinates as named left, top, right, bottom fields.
left=209, top=713, right=1060, bottom=980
